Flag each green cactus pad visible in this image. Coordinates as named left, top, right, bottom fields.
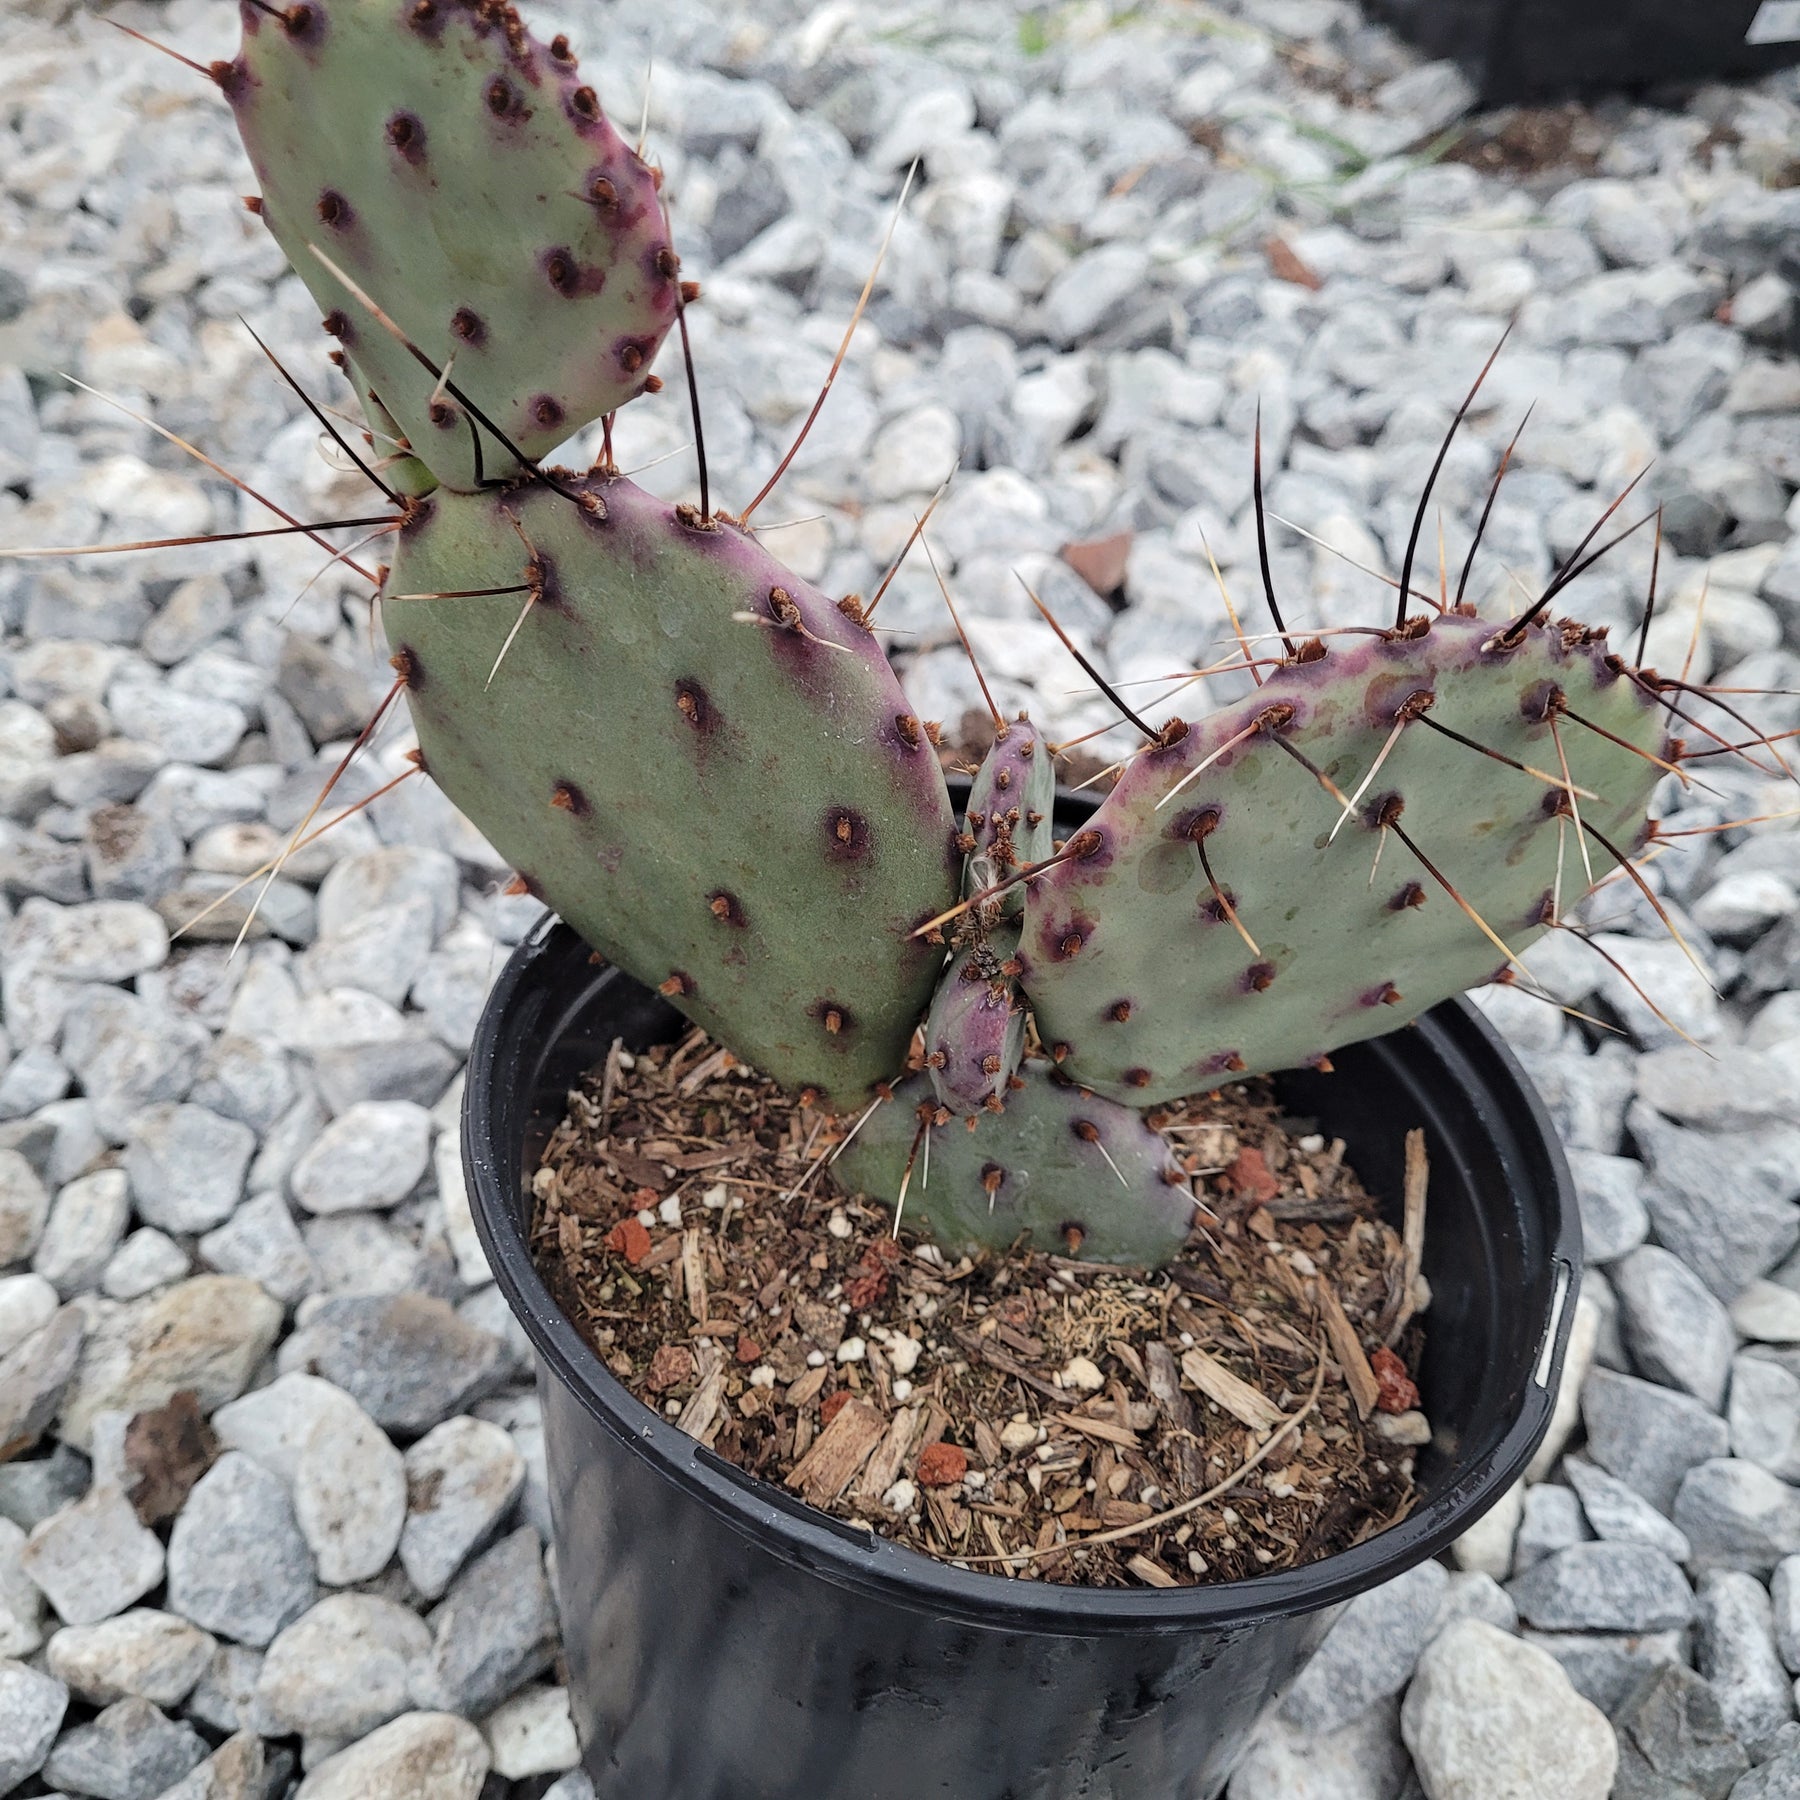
left=227, top=0, right=678, bottom=491
left=924, top=929, right=1026, bottom=1116
left=835, top=1069, right=1194, bottom=1266
left=962, top=716, right=1055, bottom=917
left=1019, top=615, right=1668, bottom=1104
left=383, top=471, right=958, bottom=1106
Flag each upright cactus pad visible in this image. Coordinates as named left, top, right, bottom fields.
left=960, top=716, right=1055, bottom=917
left=1017, top=615, right=1668, bottom=1104
left=835, top=1069, right=1194, bottom=1266
left=227, top=0, right=678, bottom=491
left=384, top=472, right=959, bottom=1105
left=924, top=929, right=1026, bottom=1116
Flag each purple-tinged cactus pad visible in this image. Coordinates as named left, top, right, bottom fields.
left=835, top=1068, right=1194, bottom=1266
left=924, top=929, right=1026, bottom=1116
left=1019, top=614, right=1668, bottom=1103
left=962, top=716, right=1055, bottom=916
left=227, top=0, right=677, bottom=491
left=384, top=471, right=958, bottom=1106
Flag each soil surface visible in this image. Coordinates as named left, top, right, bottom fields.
left=531, top=1028, right=1430, bottom=1589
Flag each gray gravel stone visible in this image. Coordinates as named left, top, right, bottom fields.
left=1585, top=1366, right=1732, bottom=1512
left=148, top=1730, right=268, bottom=1800
left=410, top=1526, right=557, bottom=1718
left=1614, top=1245, right=1737, bottom=1410
left=20, top=1484, right=163, bottom=1627
left=1566, top=1454, right=1693, bottom=1561
left=122, top=1103, right=256, bottom=1236
left=0, top=1657, right=67, bottom=1794
left=1526, top=1628, right=1687, bottom=1720
left=256, top=1593, right=431, bottom=1744
left=60, top=988, right=210, bottom=1137
left=1735, top=1747, right=1800, bottom=1799
left=1676, top=1460, right=1800, bottom=1576
left=165, top=1452, right=317, bottom=1648
left=1509, top=1540, right=1695, bottom=1633
left=45, top=1608, right=216, bottom=1709
left=277, top=1294, right=507, bottom=1435
left=1568, top=1147, right=1651, bottom=1265
left=398, top=1415, right=525, bottom=1601
left=1737, top=1283, right=1800, bottom=1345
left=481, top=1682, right=580, bottom=1781
left=1630, top=1103, right=1800, bottom=1303
left=33, top=1168, right=129, bottom=1297
left=1610, top=1661, right=1749, bottom=1800
left=1698, top=1569, right=1795, bottom=1756
left=315, top=848, right=461, bottom=944
left=198, top=1192, right=316, bottom=1306
left=1732, top=1355, right=1800, bottom=1482
left=1278, top=1558, right=1446, bottom=1735
left=291, top=1710, right=489, bottom=1800
left=1514, top=1481, right=1592, bottom=1573
left=41, top=1694, right=208, bottom=1800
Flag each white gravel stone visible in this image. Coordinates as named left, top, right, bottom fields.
left=1401, top=1618, right=1616, bottom=1799
left=399, top=1415, right=525, bottom=1601
left=0, top=1148, right=50, bottom=1266
left=290, top=1100, right=432, bottom=1215
left=45, top=1608, right=217, bottom=1709
left=482, top=1682, right=581, bottom=1779
left=292, top=1711, right=490, bottom=1800
left=1736, top=1281, right=1800, bottom=1343
left=212, top=1372, right=369, bottom=1483
left=0, top=1518, right=45, bottom=1660
left=20, top=1484, right=164, bottom=1626
left=3, top=896, right=169, bottom=984
left=255, top=1593, right=431, bottom=1744
left=100, top=1228, right=191, bottom=1300
left=60, top=1273, right=282, bottom=1450
left=0, top=1271, right=58, bottom=1358
left=292, top=1391, right=406, bottom=1585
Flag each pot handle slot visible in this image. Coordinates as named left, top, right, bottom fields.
left=1531, top=1259, right=1573, bottom=1389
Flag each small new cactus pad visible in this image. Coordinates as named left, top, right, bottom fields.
left=924, top=929, right=1026, bottom=1116
left=835, top=1070, right=1194, bottom=1265
left=961, top=715, right=1055, bottom=917
left=384, top=471, right=959, bottom=1105
left=227, top=0, right=678, bottom=491
left=1017, top=615, right=1667, bottom=1104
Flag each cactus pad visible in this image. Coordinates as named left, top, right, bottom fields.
left=227, top=0, right=678, bottom=491
left=924, top=930, right=1026, bottom=1116
left=835, top=1069, right=1194, bottom=1266
left=1018, top=615, right=1668, bottom=1104
left=961, top=716, right=1055, bottom=917
left=384, top=472, right=958, bottom=1104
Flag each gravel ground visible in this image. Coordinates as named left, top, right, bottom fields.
left=3, top=0, right=1800, bottom=1794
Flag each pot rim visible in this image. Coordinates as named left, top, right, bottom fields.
left=466, top=912, right=1578, bottom=1636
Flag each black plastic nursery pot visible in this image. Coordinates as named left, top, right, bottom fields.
left=464, top=792, right=1583, bottom=1800
left=1365, top=0, right=1800, bottom=103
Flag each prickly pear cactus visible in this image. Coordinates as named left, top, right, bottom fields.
left=226, top=0, right=678, bottom=491
left=71, top=0, right=1685, bottom=1272
left=1017, top=617, right=1665, bottom=1104
left=385, top=472, right=959, bottom=1105
left=835, top=1069, right=1194, bottom=1266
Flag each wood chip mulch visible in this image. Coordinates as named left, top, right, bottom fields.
left=530, top=1028, right=1431, bottom=1591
